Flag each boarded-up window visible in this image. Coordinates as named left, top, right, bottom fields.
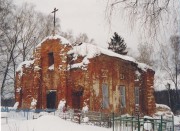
left=135, top=87, right=139, bottom=105
left=102, top=84, right=109, bottom=108
left=48, top=52, right=54, bottom=66
left=120, top=86, right=126, bottom=108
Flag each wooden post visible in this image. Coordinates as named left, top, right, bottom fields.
left=78, top=113, right=81, bottom=124
left=172, top=115, right=174, bottom=131
left=112, top=112, right=114, bottom=131
left=138, top=115, right=140, bottom=131
left=27, top=110, right=29, bottom=120
left=160, top=115, right=163, bottom=131
left=131, top=116, right=133, bottom=131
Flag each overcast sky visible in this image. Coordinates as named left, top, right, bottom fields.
left=14, top=0, right=139, bottom=51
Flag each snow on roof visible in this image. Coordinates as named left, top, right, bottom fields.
left=48, top=64, right=54, bottom=70
left=154, top=104, right=173, bottom=119
left=16, top=60, right=34, bottom=77
left=68, top=43, right=153, bottom=71
left=156, top=104, right=171, bottom=110
left=36, top=34, right=71, bottom=48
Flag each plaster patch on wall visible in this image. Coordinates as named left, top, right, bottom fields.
left=114, top=86, right=120, bottom=110
left=109, top=77, right=113, bottom=104
left=93, top=80, right=99, bottom=97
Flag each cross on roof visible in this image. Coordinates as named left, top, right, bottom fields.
left=51, top=8, right=58, bottom=35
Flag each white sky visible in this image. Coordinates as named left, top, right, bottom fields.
left=14, top=0, right=139, bottom=51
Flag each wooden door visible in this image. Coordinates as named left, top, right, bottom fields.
left=72, top=91, right=83, bottom=109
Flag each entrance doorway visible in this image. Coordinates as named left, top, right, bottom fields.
left=46, top=90, right=56, bottom=109
left=72, top=90, right=83, bottom=109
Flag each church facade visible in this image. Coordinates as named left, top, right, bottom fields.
left=15, top=35, right=156, bottom=115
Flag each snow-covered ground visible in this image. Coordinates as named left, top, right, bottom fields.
left=1, top=108, right=180, bottom=131
left=1, top=111, right=111, bottom=131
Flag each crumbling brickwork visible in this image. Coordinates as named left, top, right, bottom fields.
left=15, top=36, right=156, bottom=116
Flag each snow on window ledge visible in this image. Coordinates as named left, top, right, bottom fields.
left=48, top=64, right=54, bottom=70
left=16, top=87, right=21, bottom=93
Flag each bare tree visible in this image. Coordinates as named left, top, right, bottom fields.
left=137, top=42, right=154, bottom=66
left=170, top=35, right=180, bottom=93
left=15, top=3, right=60, bottom=61
left=105, top=0, right=179, bottom=39
left=61, top=31, right=95, bottom=45
left=75, top=33, right=94, bottom=45
left=0, top=2, right=61, bottom=98
left=0, top=0, right=13, bottom=32
left=159, top=35, right=180, bottom=111
left=36, top=13, right=61, bottom=41
left=0, top=0, right=17, bottom=97
left=60, top=30, right=75, bottom=43
left=165, top=83, right=172, bottom=109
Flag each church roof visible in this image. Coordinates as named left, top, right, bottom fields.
left=16, top=35, right=153, bottom=76
left=36, top=35, right=71, bottom=48
left=67, top=42, right=153, bottom=72
left=16, top=60, right=35, bottom=77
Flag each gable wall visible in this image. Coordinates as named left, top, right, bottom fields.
left=15, top=39, right=72, bottom=109
left=87, top=55, right=137, bottom=114
left=40, top=39, right=71, bottom=109
left=69, top=54, right=155, bottom=115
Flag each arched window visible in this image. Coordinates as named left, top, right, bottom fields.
left=48, top=52, right=54, bottom=66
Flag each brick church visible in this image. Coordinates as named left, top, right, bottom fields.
left=15, top=35, right=156, bottom=115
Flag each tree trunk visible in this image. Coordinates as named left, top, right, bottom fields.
left=1, top=41, right=17, bottom=96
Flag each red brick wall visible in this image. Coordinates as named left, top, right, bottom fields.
left=86, top=55, right=137, bottom=114
left=69, top=54, right=155, bottom=115
left=15, top=38, right=156, bottom=115
left=144, top=69, right=156, bottom=115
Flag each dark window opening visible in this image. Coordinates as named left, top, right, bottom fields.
left=46, top=90, right=56, bottom=109
left=48, top=52, right=54, bottom=66
left=67, top=54, right=73, bottom=62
